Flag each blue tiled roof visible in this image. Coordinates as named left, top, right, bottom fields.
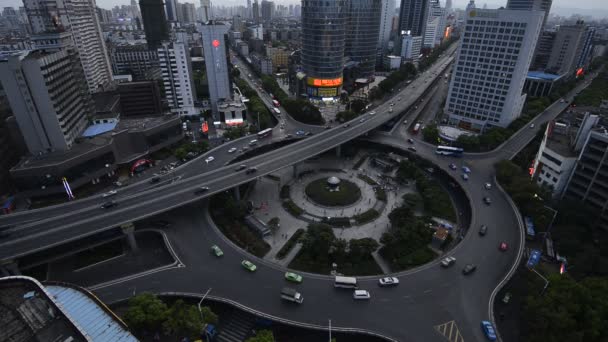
left=527, top=71, right=562, bottom=81
left=46, top=285, right=138, bottom=342
left=82, top=122, right=117, bottom=137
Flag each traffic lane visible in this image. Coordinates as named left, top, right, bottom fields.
left=1, top=53, right=455, bottom=256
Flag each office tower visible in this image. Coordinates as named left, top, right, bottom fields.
left=24, top=0, right=113, bottom=93
left=118, top=81, right=164, bottom=117
left=397, top=0, right=430, bottom=37
left=165, top=0, right=178, bottom=21
left=400, top=32, right=422, bottom=60
left=378, top=0, right=396, bottom=53
left=261, top=0, right=274, bottom=22
left=445, top=0, right=452, bottom=11
left=506, top=0, right=551, bottom=27
left=345, top=0, right=382, bottom=78
left=424, top=0, right=446, bottom=48
left=198, top=22, right=231, bottom=116
left=444, top=8, right=544, bottom=131
left=109, top=43, right=159, bottom=80
left=139, top=0, right=169, bottom=50
left=531, top=30, right=556, bottom=70
left=302, top=0, right=347, bottom=98
left=546, top=22, right=594, bottom=76
left=180, top=2, right=196, bottom=23
left=564, top=129, right=608, bottom=229
left=201, top=0, right=211, bottom=22
left=247, top=0, right=252, bottom=18
left=0, top=50, right=91, bottom=154
left=294, top=4, right=301, bottom=17
left=158, top=42, right=197, bottom=116
left=252, top=0, right=260, bottom=23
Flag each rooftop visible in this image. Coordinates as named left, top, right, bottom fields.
left=82, top=122, right=118, bottom=137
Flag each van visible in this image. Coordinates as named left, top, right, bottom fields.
left=353, top=290, right=371, bottom=300
left=281, top=287, right=303, bottom=304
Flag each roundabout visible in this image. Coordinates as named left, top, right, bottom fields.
left=304, top=176, right=361, bottom=207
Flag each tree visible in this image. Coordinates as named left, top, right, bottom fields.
left=402, top=193, right=422, bottom=208
left=267, top=217, right=280, bottom=234
left=303, top=223, right=335, bottom=257
left=396, top=160, right=421, bottom=182
left=350, top=99, right=368, bottom=114
left=123, top=293, right=168, bottom=333
left=348, top=238, right=379, bottom=261
left=336, top=110, right=358, bottom=122
left=422, top=124, right=439, bottom=144
left=223, top=125, right=248, bottom=140
left=162, top=299, right=204, bottom=338
left=246, top=330, right=275, bottom=342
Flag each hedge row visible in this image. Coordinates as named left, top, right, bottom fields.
left=283, top=200, right=304, bottom=216
left=276, top=228, right=305, bottom=259
left=354, top=209, right=380, bottom=224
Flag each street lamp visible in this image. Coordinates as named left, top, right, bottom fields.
left=198, top=288, right=212, bottom=321
left=328, top=319, right=332, bottom=342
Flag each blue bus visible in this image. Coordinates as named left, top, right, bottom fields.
left=436, top=146, right=464, bottom=157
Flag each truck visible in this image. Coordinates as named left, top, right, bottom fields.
left=281, top=287, right=304, bottom=304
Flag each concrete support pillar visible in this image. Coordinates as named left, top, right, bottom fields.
left=335, top=145, right=341, bottom=158
left=0, top=260, right=21, bottom=276
left=121, top=224, right=138, bottom=251
left=293, top=163, right=298, bottom=178
left=233, top=186, right=241, bottom=201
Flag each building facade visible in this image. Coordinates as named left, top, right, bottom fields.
left=301, top=0, right=347, bottom=98
left=506, top=0, right=551, bottom=27
left=424, top=0, right=446, bottom=48
left=400, top=32, right=422, bottom=61
left=24, top=0, right=113, bottom=93
left=444, top=8, right=544, bottom=131
left=396, top=0, right=430, bottom=53
left=546, top=22, right=589, bottom=76
left=0, top=50, right=91, bottom=154
left=158, top=42, right=197, bottom=116
left=118, top=81, right=164, bottom=116
left=165, top=0, right=178, bottom=21
left=378, top=0, right=396, bottom=53
left=261, top=0, right=273, bottom=22
left=109, top=43, right=159, bottom=80
left=200, top=0, right=211, bottom=22
left=139, top=0, right=169, bottom=50
left=198, top=22, right=231, bottom=118
left=345, top=0, right=382, bottom=78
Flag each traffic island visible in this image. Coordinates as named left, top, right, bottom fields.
left=304, top=177, right=362, bottom=207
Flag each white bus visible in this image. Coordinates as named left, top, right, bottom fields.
left=334, top=276, right=358, bottom=289
left=435, top=145, right=464, bottom=157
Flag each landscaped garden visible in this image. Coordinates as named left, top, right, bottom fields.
left=304, top=178, right=361, bottom=207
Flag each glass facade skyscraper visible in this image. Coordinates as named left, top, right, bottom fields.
left=301, top=0, right=347, bottom=98
left=345, top=0, right=382, bottom=78
left=139, top=0, right=169, bottom=50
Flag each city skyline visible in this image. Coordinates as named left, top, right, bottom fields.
left=2, top=0, right=607, bottom=12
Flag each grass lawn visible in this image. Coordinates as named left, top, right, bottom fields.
left=305, top=178, right=361, bottom=206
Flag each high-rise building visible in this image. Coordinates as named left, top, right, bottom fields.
left=301, top=0, right=347, bottom=98
left=24, top=0, right=113, bottom=93
left=506, top=0, right=551, bottom=27
left=531, top=30, right=556, bottom=70
left=247, top=0, right=252, bottom=18
left=252, top=0, right=260, bottom=23
left=424, top=0, right=446, bottom=48
left=139, top=0, right=169, bottom=50
left=198, top=22, right=231, bottom=116
left=397, top=0, right=430, bottom=42
left=546, top=22, right=593, bottom=76
left=378, top=0, right=396, bottom=53
left=158, top=42, right=197, bottom=116
left=400, top=32, right=422, bottom=61
left=444, top=8, right=544, bottom=131
left=261, top=0, right=274, bottom=22
left=165, top=0, right=178, bottom=21
left=345, top=0, right=382, bottom=78
left=180, top=2, right=196, bottom=23
left=445, top=0, right=452, bottom=11
left=0, top=50, right=91, bottom=154
left=109, top=43, right=159, bottom=80
left=200, top=0, right=211, bottom=22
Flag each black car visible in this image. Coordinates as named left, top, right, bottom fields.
left=245, top=167, right=258, bottom=174
left=149, top=176, right=161, bottom=184
left=479, top=225, right=488, bottom=236
left=101, top=201, right=117, bottom=209
left=462, top=264, right=477, bottom=275
left=194, top=186, right=210, bottom=194
left=407, top=138, right=414, bottom=144
left=483, top=197, right=492, bottom=205
left=235, top=165, right=247, bottom=172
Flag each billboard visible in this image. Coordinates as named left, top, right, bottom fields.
left=307, top=77, right=343, bottom=87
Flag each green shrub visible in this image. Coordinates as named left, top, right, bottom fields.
left=354, top=209, right=380, bottom=224
left=283, top=200, right=304, bottom=216
left=276, top=228, right=305, bottom=259
left=280, top=185, right=290, bottom=199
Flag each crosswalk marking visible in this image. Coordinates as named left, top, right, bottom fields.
left=434, top=320, right=465, bottom=342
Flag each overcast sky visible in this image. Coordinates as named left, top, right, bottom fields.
left=4, top=0, right=607, bottom=14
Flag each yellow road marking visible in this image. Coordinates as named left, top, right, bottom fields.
left=434, top=320, right=465, bottom=342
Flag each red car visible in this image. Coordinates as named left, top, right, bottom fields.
left=499, top=242, right=508, bottom=251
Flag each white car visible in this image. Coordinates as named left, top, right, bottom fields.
left=102, top=190, right=117, bottom=197
left=441, top=256, right=456, bottom=268
left=378, top=277, right=400, bottom=287
left=228, top=147, right=237, bottom=153
left=484, top=182, right=492, bottom=190
left=205, top=156, right=215, bottom=163
left=353, top=290, right=371, bottom=300
left=369, top=111, right=376, bottom=116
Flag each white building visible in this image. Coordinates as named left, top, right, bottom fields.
left=444, top=8, right=544, bottom=131
left=0, top=50, right=91, bottom=154
left=384, top=55, right=402, bottom=69
left=24, top=0, right=113, bottom=93
left=378, top=0, right=396, bottom=52
left=249, top=24, right=264, bottom=40
left=158, top=42, right=198, bottom=116
left=424, top=0, right=446, bottom=48
left=400, top=32, right=423, bottom=61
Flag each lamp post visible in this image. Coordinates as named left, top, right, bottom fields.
left=328, top=319, right=332, bottom=342
left=198, top=288, right=212, bottom=321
